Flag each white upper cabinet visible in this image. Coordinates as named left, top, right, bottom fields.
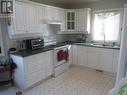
left=66, top=10, right=77, bottom=32
left=59, top=8, right=66, bottom=32
left=76, top=8, right=91, bottom=34
left=25, top=3, right=38, bottom=33
left=8, top=1, right=91, bottom=38
left=45, top=6, right=65, bottom=23
left=8, top=1, right=44, bottom=39
left=33, top=4, right=45, bottom=34
left=14, top=1, right=26, bottom=34
left=45, top=6, right=56, bottom=21
left=63, top=8, right=91, bottom=34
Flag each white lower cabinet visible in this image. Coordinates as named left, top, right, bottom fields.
left=10, top=50, right=53, bottom=90
left=113, top=50, right=120, bottom=74
left=72, top=45, right=78, bottom=65
left=87, top=47, right=101, bottom=69
left=44, top=51, right=54, bottom=77
left=100, top=49, right=113, bottom=72
left=73, top=45, right=120, bottom=74
left=77, top=46, right=88, bottom=67
left=67, top=45, right=73, bottom=65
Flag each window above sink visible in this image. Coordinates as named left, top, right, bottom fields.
left=92, top=9, right=123, bottom=42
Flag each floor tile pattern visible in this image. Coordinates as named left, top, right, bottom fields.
left=0, top=67, right=115, bottom=95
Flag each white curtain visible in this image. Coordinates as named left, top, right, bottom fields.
left=116, top=7, right=127, bottom=86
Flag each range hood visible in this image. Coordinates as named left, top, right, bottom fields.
left=9, top=32, right=43, bottom=40
left=42, top=19, right=62, bottom=25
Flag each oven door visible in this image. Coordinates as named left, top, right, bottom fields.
left=54, top=46, right=69, bottom=67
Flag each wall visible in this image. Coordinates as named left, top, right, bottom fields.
left=0, top=19, right=17, bottom=58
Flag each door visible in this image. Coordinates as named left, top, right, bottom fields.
left=77, top=46, right=88, bottom=67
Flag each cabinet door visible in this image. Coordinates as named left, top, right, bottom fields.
left=72, top=45, right=78, bottom=65
left=25, top=3, right=37, bottom=33
left=67, top=45, right=73, bottom=65
left=113, top=50, right=120, bottom=74
left=34, top=4, right=45, bottom=34
left=77, top=46, right=88, bottom=67
left=66, top=10, right=76, bottom=31
left=45, top=6, right=58, bottom=21
left=87, top=47, right=100, bottom=69
left=76, top=8, right=91, bottom=33
left=45, top=51, right=54, bottom=77
left=60, top=9, right=66, bottom=32
left=14, top=1, right=26, bottom=34
left=100, top=49, right=113, bottom=72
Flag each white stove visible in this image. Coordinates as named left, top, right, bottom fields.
left=53, top=45, right=70, bottom=77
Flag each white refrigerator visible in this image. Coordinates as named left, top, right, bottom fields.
left=116, top=4, right=127, bottom=86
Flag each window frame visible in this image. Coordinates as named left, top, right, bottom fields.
left=91, top=8, right=123, bottom=43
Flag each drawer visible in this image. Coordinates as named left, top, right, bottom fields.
left=113, top=50, right=120, bottom=55
left=25, top=70, right=45, bottom=88
left=23, top=53, right=45, bottom=75
left=101, top=48, right=113, bottom=55
left=87, top=47, right=102, bottom=54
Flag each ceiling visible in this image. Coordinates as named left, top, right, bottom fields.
left=42, top=0, right=100, bottom=3
left=30, top=0, right=124, bottom=8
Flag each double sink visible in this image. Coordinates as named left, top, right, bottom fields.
left=75, top=42, right=120, bottom=49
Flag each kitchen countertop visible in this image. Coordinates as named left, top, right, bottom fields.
left=10, top=41, right=120, bottom=57
left=10, top=42, right=69, bottom=57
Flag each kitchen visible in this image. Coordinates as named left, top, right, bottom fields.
left=0, top=0, right=126, bottom=95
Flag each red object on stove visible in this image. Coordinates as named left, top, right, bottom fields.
left=57, top=50, right=65, bottom=61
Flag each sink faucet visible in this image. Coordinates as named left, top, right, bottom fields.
left=103, top=33, right=106, bottom=46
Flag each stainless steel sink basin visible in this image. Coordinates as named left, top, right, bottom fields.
left=75, top=42, right=119, bottom=49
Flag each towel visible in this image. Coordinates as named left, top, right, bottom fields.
left=57, top=50, right=65, bottom=61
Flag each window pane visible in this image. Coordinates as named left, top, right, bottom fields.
left=93, top=12, right=120, bottom=41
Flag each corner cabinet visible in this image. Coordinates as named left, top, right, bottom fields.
left=66, top=10, right=76, bottom=32
left=62, top=8, right=91, bottom=34
left=10, top=50, right=54, bottom=90
left=44, top=6, right=66, bottom=34
left=76, top=8, right=91, bottom=34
